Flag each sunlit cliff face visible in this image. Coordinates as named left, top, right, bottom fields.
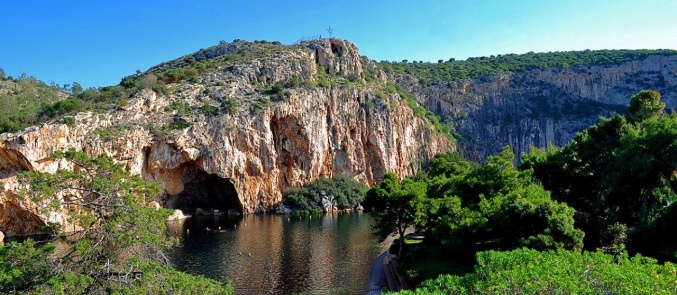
left=0, top=39, right=451, bottom=235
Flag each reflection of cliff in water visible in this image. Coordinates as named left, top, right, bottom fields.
left=165, top=170, right=241, bottom=215
left=167, top=213, right=383, bottom=295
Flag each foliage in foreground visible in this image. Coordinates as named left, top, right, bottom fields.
left=392, top=248, right=677, bottom=294
left=0, top=241, right=232, bottom=294
left=521, top=90, right=677, bottom=254
left=419, top=148, right=583, bottom=252
left=282, top=175, right=367, bottom=211
left=366, top=148, right=582, bottom=259
left=2, top=149, right=232, bottom=294
left=366, top=173, right=426, bottom=258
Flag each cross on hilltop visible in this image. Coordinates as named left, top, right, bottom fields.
left=326, top=26, right=333, bottom=38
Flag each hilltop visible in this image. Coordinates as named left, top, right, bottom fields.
left=0, top=38, right=449, bottom=235
left=1, top=38, right=677, bottom=234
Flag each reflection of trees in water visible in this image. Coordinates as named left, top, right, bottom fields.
left=169, top=213, right=382, bottom=294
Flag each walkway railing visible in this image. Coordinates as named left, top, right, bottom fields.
left=383, top=254, right=409, bottom=291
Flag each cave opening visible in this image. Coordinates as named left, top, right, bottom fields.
left=168, top=170, right=241, bottom=215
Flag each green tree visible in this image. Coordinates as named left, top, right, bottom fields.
left=365, top=172, right=426, bottom=258
left=221, top=97, right=239, bottom=114
left=71, top=82, right=83, bottom=95
left=628, top=90, right=665, bottom=122
left=0, top=239, right=55, bottom=292
left=7, top=149, right=232, bottom=293
left=419, top=149, right=583, bottom=252
left=282, top=175, right=368, bottom=211
left=393, top=248, right=677, bottom=295
left=522, top=90, right=677, bottom=253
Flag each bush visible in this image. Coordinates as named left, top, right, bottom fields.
left=62, top=116, right=76, bottom=126
left=201, top=103, right=218, bottom=116
left=137, top=75, right=158, bottom=89
left=169, top=118, right=191, bottom=129
left=151, top=83, right=170, bottom=96
left=169, top=102, right=191, bottom=114
left=394, top=248, right=677, bottom=294
left=220, top=97, right=238, bottom=114
left=282, top=175, right=368, bottom=211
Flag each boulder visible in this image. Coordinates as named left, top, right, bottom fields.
left=167, top=209, right=188, bottom=221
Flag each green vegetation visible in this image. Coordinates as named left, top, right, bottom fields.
left=169, top=101, right=191, bottom=114
left=365, top=148, right=583, bottom=287
left=220, top=96, right=239, bottom=114
left=366, top=173, right=425, bottom=258
left=377, top=49, right=677, bottom=83
left=93, top=125, right=127, bottom=141
left=282, top=175, right=368, bottom=212
left=0, top=71, right=177, bottom=134
left=365, top=148, right=582, bottom=255
left=168, top=117, right=191, bottom=130
left=394, top=248, right=677, bottom=294
left=0, top=75, right=63, bottom=132
left=384, top=90, right=677, bottom=293
left=384, top=84, right=454, bottom=142
left=521, top=90, right=677, bottom=256
left=2, top=150, right=231, bottom=294
left=201, top=103, right=218, bottom=116
left=262, top=83, right=287, bottom=101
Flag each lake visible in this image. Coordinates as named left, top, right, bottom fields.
left=167, top=212, right=385, bottom=295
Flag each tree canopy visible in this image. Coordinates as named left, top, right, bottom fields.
left=365, top=172, right=426, bottom=258
left=416, top=147, right=583, bottom=253
left=365, top=147, right=583, bottom=262
left=282, top=175, right=368, bottom=212
left=2, top=149, right=232, bottom=294
left=521, top=90, right=677, bottom=254
left=393, top=248, right=677, bottom=295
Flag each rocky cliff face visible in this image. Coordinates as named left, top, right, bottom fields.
left=389, top=55, right=677, bottom=162
left=0, top=39, right=451, bottom=235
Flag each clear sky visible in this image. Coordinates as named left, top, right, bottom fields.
left=1, top=0, right=676, bottom=88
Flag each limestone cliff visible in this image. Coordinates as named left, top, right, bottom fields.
left=388, top=55, right=677, bottom=162
left=0, top=39, right=451, bottom=235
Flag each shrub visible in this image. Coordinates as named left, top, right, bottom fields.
left=221, top=97, right=239, bottom=114
left=137, top=75, right=158, bottom=89
left=394, top=248, right=677, bottom=294
left=282, top=175, right=368, bottom=211
left=62, top=116, right=76, bottom=126
left=169, top=102, right=191, bottom=114
left=201, top=103, right=218, bottom=116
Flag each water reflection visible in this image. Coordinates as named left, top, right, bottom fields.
left=168, top=212, right=383, bottom=295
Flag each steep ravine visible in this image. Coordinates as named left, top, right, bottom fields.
left=0, top=39, right=451, bottom=236
left=389, top=55, right=677, bottom=162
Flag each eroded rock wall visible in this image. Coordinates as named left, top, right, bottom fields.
left=0, top=39, right=451, bottom=235
left=390, top=55, right=677, bottom=162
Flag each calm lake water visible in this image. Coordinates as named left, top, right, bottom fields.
left=167, top=212, right=384, bottom=295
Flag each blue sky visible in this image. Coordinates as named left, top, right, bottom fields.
left=1, top=0, right=676, bottom=88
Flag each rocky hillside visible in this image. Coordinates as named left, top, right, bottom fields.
left=384, top=52, right=677, bottom=162
left=3, top=38, right=677, bottom=236
left=0, top=39, right=451, bottom=235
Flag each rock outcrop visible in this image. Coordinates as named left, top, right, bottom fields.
left=0, top=39, right=451, bottom=235
left=389, top=55, right=677, bottom=162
